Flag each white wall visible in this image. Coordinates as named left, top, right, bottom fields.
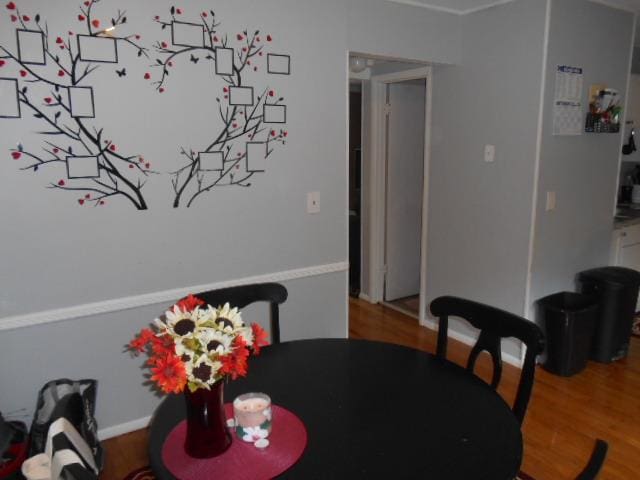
left=529, top=0, right=634, bottom=312
left=0, top=0, right=461, bottom=435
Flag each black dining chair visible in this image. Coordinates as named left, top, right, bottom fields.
left=575, top=439, right=608, bottom=480
left=429, top=295, right=545, bottom=424
left=194, top=283, right=288, bottom=344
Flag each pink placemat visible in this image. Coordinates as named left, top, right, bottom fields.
left=162, top=404, right=307, bottom=480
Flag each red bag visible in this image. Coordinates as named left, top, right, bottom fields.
left=0, top=414, right=28, bottom=479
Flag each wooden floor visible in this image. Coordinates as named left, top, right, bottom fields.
left=101, top=298, right=640, bottom=479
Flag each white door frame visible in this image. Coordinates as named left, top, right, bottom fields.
left=369, top=66, right=432, bottom=324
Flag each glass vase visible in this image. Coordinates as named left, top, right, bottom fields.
left=184, top=381, right=232, bottom=458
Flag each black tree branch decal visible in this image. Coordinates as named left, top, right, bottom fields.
left=148, top=6, right=288, bottom=208
left=1, top=0, right=151, bottom=209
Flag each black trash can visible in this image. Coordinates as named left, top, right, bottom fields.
left=538, top=292, right=598, bottom=376
left=578, top=266, right=640, bottom=363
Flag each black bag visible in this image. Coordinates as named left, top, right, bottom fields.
left=28, top=379, right=103, bottom=471
left=0, top=412, right=28, bottom=479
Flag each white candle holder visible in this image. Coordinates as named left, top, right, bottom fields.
left=233, top=392, right=272, bottom=444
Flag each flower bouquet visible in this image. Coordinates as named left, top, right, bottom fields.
left=129, top=294, right=269, bottom=458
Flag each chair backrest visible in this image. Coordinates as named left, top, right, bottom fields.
left=575, top=439, right=608, bottom=480
left=429, top=295, right=545, bottom=424
left=194, top=283, right=288, bottom=344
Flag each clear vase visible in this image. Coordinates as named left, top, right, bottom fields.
left=184, top=381, right=232, bottom=458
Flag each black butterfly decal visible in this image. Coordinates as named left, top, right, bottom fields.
left=190, top=54, right=199, bottom=64
left=116, top=68, right=126, bottom=77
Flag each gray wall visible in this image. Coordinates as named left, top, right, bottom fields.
left=355, top=2, right=545, bottom=324
left=529, top=0, right=634, bottom=312
left=0, top=0, right=461, bottom=434
left=427, top=0, right=547, bottom=357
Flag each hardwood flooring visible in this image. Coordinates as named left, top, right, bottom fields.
left=101, top=298, right=640, bottom=479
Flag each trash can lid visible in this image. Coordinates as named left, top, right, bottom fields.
left=578, top=266, right=640, bottom=287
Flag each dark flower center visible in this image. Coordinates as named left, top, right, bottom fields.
left=207, top=340, right=223, bottom=352
left=192, top=364, right=212, bottom=382
left=174, top=319, right=196, bottom=336
left=216, top=317, right=233, bottom=329
left=180, top=354, right=191, bottom=362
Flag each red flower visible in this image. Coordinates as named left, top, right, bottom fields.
left=57, top=69, right=65, bottom=77
left=22, top=15, right=29, bottom=21
left=161, top=41, right=168, bottom=48
left=10, top=13, right=16, bottom=21
left=91, top=19, right=100, bottom=28
left=251, top=323, right=269, bottom=355
left=144, top=72, right=151, bottom=80
left=176, top=8, right=182, bottom=14
left=56, top=37, right=63, bottom=44
left=150, top=354, right=187, bottom=394
left=11, top=151, right=21, bottom=160
left=267, top=34, right=272, bottom=42
left=220, top=337, right=250, bottom=380
left=78, top=199, right=85, bottom=205
left=6, top=2, right=15, bottom=10
left=19, top=70, right=26, bottom=77
left=269, top=90, right=275, bottom=97
left=0, top=60, right=5, bottom=67
left=78, top=14, right=85, bottom=21
left=175, top=294, right=205, bottom=312
left=237, top=34, right=243, bottom=41
left=44, top=97, right=52, bottom=104
left=57, top=179, right=65, bottom=186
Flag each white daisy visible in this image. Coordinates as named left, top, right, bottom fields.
left=162, top=305, right=203, bottom=339
left=186, top=354, right=223, bottom=388
left=238, top=326, right=254, bottom=346
left=197, top=329, right=233, bottom=356
left=213, top=303, right=244, bottom=333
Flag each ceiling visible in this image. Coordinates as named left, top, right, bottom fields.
left=386, top=0, right=640, bottom=15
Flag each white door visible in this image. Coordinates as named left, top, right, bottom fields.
left=384, top=79, right=425, bottom=301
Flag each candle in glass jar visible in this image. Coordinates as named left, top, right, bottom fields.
left=233, top=393, right=272, bottom=443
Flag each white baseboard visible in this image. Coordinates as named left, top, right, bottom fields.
left=0, top=261, right=349, bottom=332
left=421, top=319, right=524, bottom=368
left=358, top=292, right=372, bottom=302
left=98, top=415, right=151, bottom=441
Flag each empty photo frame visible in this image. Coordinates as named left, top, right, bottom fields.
left=215, top=48, right=234, bottom=76
left=77, top=35, right=118, bottom=63
left=171, top=21, right=205, bottom=48
left=0, top=78, right=21, bottom=118
left=68, top=86, right=95, bottom=118
left=229, top=86, right=254, bottom=106
left=17, top=29, right=46, bottom=65
left=263, top=104, right=286, bottom=124
left=267, top=54, right=290, bottom=75
left=199, top=151, right=224, bottom=171
left=66, top=156, right=100, bottom=179
left=246, top=142, right=266, bottom=172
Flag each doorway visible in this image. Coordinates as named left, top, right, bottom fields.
left=348, top=81, right=363, bottom=297
left=369, top=66, right=432, bottom=323
left=383, top=79, right=425, bottom=316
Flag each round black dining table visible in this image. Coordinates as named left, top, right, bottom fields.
left=149, top=339, right=522, bottom=479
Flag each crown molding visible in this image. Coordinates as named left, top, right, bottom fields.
left=383, top=0, right=516, bottom=15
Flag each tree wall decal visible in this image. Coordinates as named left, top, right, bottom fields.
left=1, top=2, right=291, bottom=210
left=148, top=6, right=288, bottom=208
left=0, top=0, right=150, bottom=209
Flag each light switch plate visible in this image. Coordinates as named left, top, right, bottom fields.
left=484, top=144, right=495, bottom=163
left=546, top=191, right=556, bottom=211
left=307, top=191, right=320, bottom=214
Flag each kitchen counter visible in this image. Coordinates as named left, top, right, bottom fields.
left=614, top=204, right=640, bottom=228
